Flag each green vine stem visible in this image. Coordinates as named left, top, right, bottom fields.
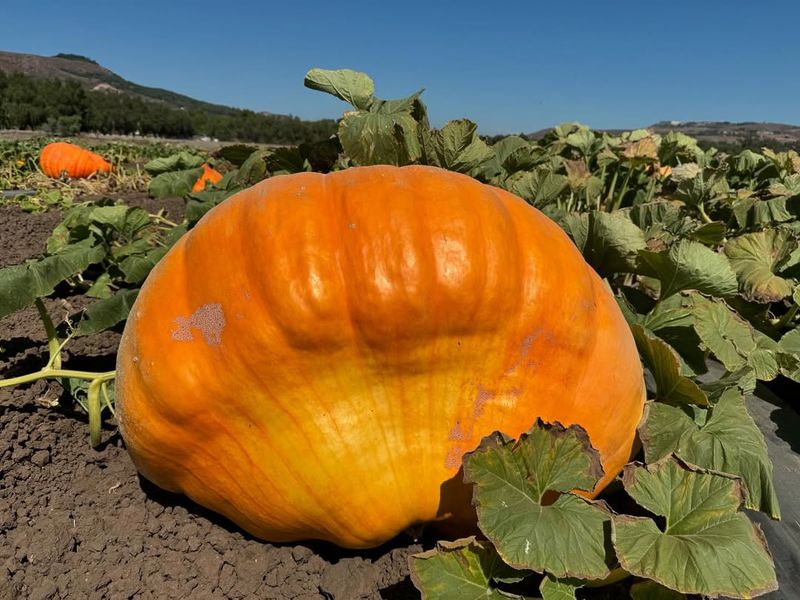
left=88, top=378, right=103, bottom=447
left=34, top=297, right=61, bottom=369
left=611, top=166, right=634, bottom=212
left=0, top=368, right=115, bottom=389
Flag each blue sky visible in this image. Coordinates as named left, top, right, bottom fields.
left=3, top=1, right=799, bottom=134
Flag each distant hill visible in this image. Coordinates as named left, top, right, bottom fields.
left=1, top=50, right=246, bottom=116
left=508, top=120, right=800, bottom=153
left=648, top=120, right=800, bottom=151
left=0, top=50, right=337, bottom=143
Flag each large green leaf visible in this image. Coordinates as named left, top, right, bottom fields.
left=630, top=325, right=708, bottom=406
left=639, top=390, right=779, bottom=517
left=422, top=119, right=493, bottom=174
left=506, top=167, right=568, bottom=206
left=638, top=240, right=738, bottom=299
left=613, top=459, right=777, bottom=598
left=338, top=110, right=420, bottom=166
left=303, top=68, right=374, bottom=110
left=409, top=537, right=531, bottom=600
left=583, top=212, right=647, bottom=276
left=724, top=230, right=796, bottom=303
left=143, top=151, right=204, bottom=175
left=463, top=421, right=611, bottom=580
left=0, top=241, right=105, bottom=318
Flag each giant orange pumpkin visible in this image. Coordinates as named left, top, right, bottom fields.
left=39, top=142, right=111, bottom=179
left=116, top=165, right=645, bottom=549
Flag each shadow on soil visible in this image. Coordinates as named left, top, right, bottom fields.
left=137, top=474, right=430, bottom=598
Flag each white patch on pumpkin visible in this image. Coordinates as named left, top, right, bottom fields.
left=171, top=303, right=226, bottom=346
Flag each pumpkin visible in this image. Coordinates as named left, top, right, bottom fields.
left=39, top=142, right=111, bottom=179
left=116, top=165, right=645, bottom=549
left=192, top=163, right=223, bottom=192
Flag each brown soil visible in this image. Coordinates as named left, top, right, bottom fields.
left=0, top=197, right=424, bottom=599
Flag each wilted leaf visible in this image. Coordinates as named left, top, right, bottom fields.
left=669, top=162, right=701, bottom=182
left=409, top=537, right=530, bottom=600
left=724, top=230, right=796, bottom=303
left=463, top=421, right=611, bottom=580
left=630, top=324, right=708, bottom=406
left=639, top=389, right=779, bottom=517
left=621, top=137, right=658, bottom=162
left=613, top=458, right=777, bottom=598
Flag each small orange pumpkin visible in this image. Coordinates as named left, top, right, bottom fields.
left=116, top=165, right=645, bottom=549
left=192, top=163, right=223, bottom=192
left=39, top=142, right=111, bottom=179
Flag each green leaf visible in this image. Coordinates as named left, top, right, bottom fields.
left=724, top=230, right=796, bottom=303
left=422, top=119, right=494, bottom=174
left=630, top=324, right=708, bottom=406
left=506, top=168, right=568, bottom=206
left=731, top=197, right=793, bottom=229
left=304, top=68, right=375, bottom=110
left=85, top=272, right=113, bottom=299
left=638, top=239, right=738, bottom=299
left=143, top=151, right=205, bottom=175
left=0, top=241, right=105, bottom=318
left=583, top=212, right=647, bottom=276
left=629, top=581, right=686, bottom=600
left=409, top=537, right=530, bottom=600
left=778, top=328, right=800, bottom=382
left=612, top=458, right=777, bottom=598
left=699, top=366, right=757, bottom=401
left=539, top=576, right=581, bottom=600
left=215, top=144, right=258, bottom=167
left=688, top=221, right=727, bottom=245
left=236, top=150, right=269, bottom=185
left=148, top=167, right=204, bottom=199
left=690, top=294, right=753, bottom=371
left=690, top=294, right=780, bottom=381
left=463, top=421, right=611, bottom=580
left=75, top=289, right=139, bottom=336
left=118, top=247, right=168, bottom=284
left=639, top=390, right=779, bottom=517
left=338, top=110, right=420, bottom=166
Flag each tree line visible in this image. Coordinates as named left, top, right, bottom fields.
left=0, top=72, right=337, bottom=144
